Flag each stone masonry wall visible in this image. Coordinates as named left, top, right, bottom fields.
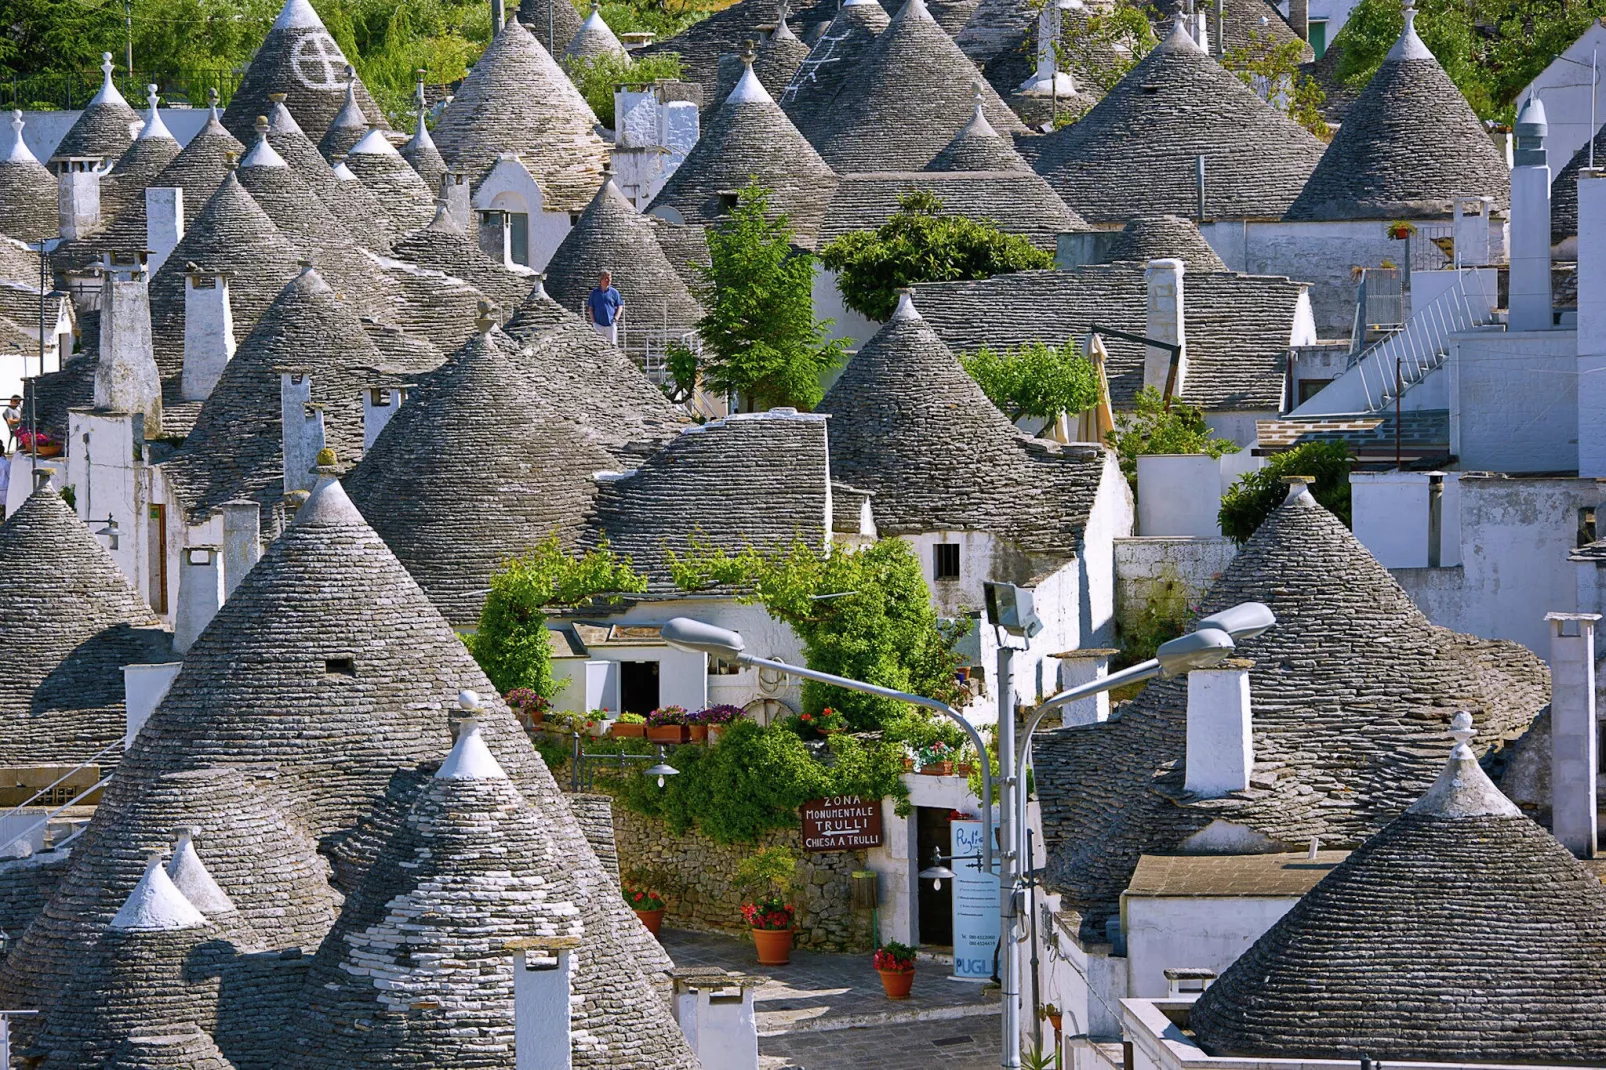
left=611, top=804, right=874, bottom=952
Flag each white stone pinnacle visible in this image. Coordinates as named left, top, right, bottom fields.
left=4, top=111, right=39, bottom=165
left=273, top=0, right=327, bottom=32
left=436, top=716, right=509, bottom=781
left=167, top=829, right=237, bottom=916
left=111, top=851, right=208, bottom=931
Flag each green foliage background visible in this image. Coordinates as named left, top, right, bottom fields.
left=1219, top=440, right=1354, bottom=542
left=1105, top=386, right=1239, bottom=491
left=959, top=339, right=1098, bottom=424
left=562, top=50, right=684, bottom=128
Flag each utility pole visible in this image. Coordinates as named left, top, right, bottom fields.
left=125, top=0, right=134, bottom=82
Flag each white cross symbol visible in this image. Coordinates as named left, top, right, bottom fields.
left=291, top=33, right=346, bottom=91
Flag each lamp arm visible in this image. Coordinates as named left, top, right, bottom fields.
left=739, top=653, right=996, bottom=873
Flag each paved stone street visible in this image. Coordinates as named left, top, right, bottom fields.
left=660, top=929, right=1001, bottom=1069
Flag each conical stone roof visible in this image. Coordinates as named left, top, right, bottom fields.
left=649, top=53, right=838, bottom=244
left=818, top=292, right=1107, bottom=571
left=51, top=53, right=140, bottom=162
left=516, top=0, right=585, bottom=56
left=1551, top=124, right=1605, bottom=251
left=144, top=107, right=244, bottom=227
left=344, top=319, right=630, bottom=626
left=104, top=88, right=182, bottom=216
left=798, top=0, right=1026, bottom=173
left=1286, top=6, right=1508, bottom=220
left=342, top=129, right=438, bottom=233
left=927, top=89, right=1027, bottom=171
left=544, top=174, right=702, bottom=345
left=161, top=266, right=386, bottom=525
left=286, top=719, right=586, bottom=1070
left=713, top=20, right=813, bottom=104
left=316, top=70, right=370, bottom=162
left=430, top=18, right=607, bottom=213
left=567, top=1, right=628, bottom=59
left=0, top=480, right=169, bottom=767
left=399, top=93, right=448, bottom=195
left=389, top=205, right=535, bottom=314
left=642, top=0, right=826, bottom=107
left=784, top=0, right=893, bottom=126
left=1028, top=19, right=1326, bottom=223
left=267, top=96, right=397, bottom=252
left=1032, top=483, right=1550, bottom=919
left=1105, top=214, right=1228, bottom=271
left=145, top=172, right=302, bottom=388
left=105, top=1026, right=237, bottom=1070
left=0, top=111, right=61, bottom=241
left=221, top=0, right=385, bottom=144
left=1189, top=717, right=1606, bottom=1065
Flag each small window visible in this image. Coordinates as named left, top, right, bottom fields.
left=934, top=543, right=961, bottom=581
left=717, top=192, right=739, bottom=213
left=1579, top=506, right=1598, bottom=548
left=708, top=656, right=742, bottom=676
left=325, top=657, right=356, bottom=677
left=507, top=212, right=531, bottom=267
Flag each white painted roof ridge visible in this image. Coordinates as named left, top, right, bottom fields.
left=138, top=87, right=175, bottom=142
left=167, top=829, right=237, bottom=915
left=3, top=111, right=39, bottom=165
left=273, top=0, right=327, bottom=32
left=349, top=128, right=399, bottom=156
left=436, top=698, right=508, bottom=780
left=1406, top=712, right=1522, bottom=819
left=111, top=852, right=208, bottom=931
left=268, top=99, right=306, bottom=137
left=88, top=53, right=129, bottom=108
left=1385, top=1, right=1434, bottom=61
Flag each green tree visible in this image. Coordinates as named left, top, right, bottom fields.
left=1053, top=0, right=1158, bottom=92
left=464, top=536, right=647, bottom=698
left=1221, top=28, right=1331, bottom=140
left=818, top=190, right=1054, bottom=322
left=958, top=339, right=1098, bottom=424
left=561, top=49, right=684, bottom=129
left=1105, top=385, right=1239, bottom=490
left=1218, top=440, right=1353, bottom=542
left=688, top=182, right=847, bottom=411
left=669, top=538, right=968, bottom=731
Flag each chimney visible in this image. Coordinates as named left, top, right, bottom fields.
left=1547, top=612, right=1599, bottom=858
left=1054, top=649, right=1117, bottom=726
left=174, top=545, right=225, bottom=654
left=670, top=968, right=762, bottom=1070
left=95, top=253, right=163, bottom=437
left=492, top=0, right=506, bottom=30
left=443, top=170, right=472, bottom=230
left=363, top=384, right=409, bottom=450
left=1288, top=0, right=1308, bottom=40
left=478, top=208, right=513, bottom=268
left=280, top=370, right=326, bottom=499
left=122, top=662, right=181, bottom=747
left=1509, top=96, right=1552, bottom=331
left=219, top=500, right=261, bottom=597
left=57, top=158, right=101, bottom=240
left=511, top=937, right=578, bottom=1070
left=181, top=264, right=235, bottom=401
left=1578, top=170, right=1606, bottom=478
left=1184, top=659, right=1253, bottom=797
left=144, top=186, right=183, bottom=273
left=1144, top=258, right=1187, bottom=397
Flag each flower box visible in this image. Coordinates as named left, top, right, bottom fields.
left=920, top=760, right=954, bottom=776
left=610, top=722, right=646, bottom=739
left=647, top=725, right=690, bottom=745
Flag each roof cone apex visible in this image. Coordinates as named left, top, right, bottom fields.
left=273, top=0, right=326, bottom=31
left=436, top=717, right=509, bottom=780
left=350, top=129, right=399, bottom=156
left=295, top=474, right=366, bottom=528
left=90, top=53, right=128, bottom=107
left=241, top=128, right=289, bottom=169
left=1386, top=1, right=1434, bottom=61
left=1158, top=17, right=1204, bottom=52
left=891, top=290, right=921, bottom=321
left=268, top=100, right=305, bottom=136
left=4, top=111, right=39, bottom=164
left=729, top=61, right=773, bottom=104
left=1407, top=712, right=1522, bottom=819
left=139, top=87, right=175, bottom=141
left=167, top=829, right=238, bottom=915
left=897, top=0, right=936, bottom=21
left=110, top=853, right=208, bottom=932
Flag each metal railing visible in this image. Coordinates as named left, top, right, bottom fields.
left=1350, top=266, right=1404, bottom=352
left=0, top=739, right=121, bottom=858
left=0, top=68, right=241, bottom=111
left=1343, top=267, right=1497, bottom=412
left=1408, top=223, right=1456, bottom=273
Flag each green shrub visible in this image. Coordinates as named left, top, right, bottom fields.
left=1218, top=440, right=1355, bottom=543
left=1105, top=386, right=1239, bottom=491
left=561, top=50, right=684, bottom=128
left=959, top=339, right=1099, bottom=425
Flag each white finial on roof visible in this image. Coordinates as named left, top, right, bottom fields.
left=111, top=851, right=208, bottom=932
left=1281, top=474, right=1314, bottom=503
left=773, top=12, right=799, bottom=40
left=728, top=41, right=773, bottom=105
left=273, top=0, right=327, bottom=32
left=208, top=87, right=220, bottom=120
left=90, top=52, right=128, bottom=107
left=332, top=158, right=357, bottom=180
left=167, top=828, right=236, bottom=916
left=267, top=93, right=304, bottom=136
left=891, top=288, right=922, bottom=322
left=1407, top=711, right=1523, bottom=818
left=1386, top=0, right=1433, bottom=60
left=241, top=115, right=289, bottom=168
left=349, top=128, right=399, bottom=156
left=438, top=694, right=508, bottom=780
left=138, top=85, right=174, bottom=141
left=4, top=110, right=39, bottom=165
left=897, top=0, right=935, bottom=21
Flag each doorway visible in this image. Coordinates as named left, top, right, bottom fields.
left=916, top=806, right=954, bottom=947
left=619, top=660, right=660, bottom=716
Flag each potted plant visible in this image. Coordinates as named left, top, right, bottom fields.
left=794, top=706, right=846, bottom=740
left=586, top=709, right=616, bottom=738
left=873, top=941, right=917, bottom=999
left=610, top=712, right=647, bottom=738
left=505, top=688, right=549, bottom=729
left=623, top=876, right=668, bottom=935
left=1387, top=220, right=1417, bottom=240
left=736, top=846, right=798, bottom=966
left=647, top=705, right=689, bottom=744
left=685, top=708, right=710, bottom=744
left=699, top=704, right=744, bottom=744
left=917, top=740, right=955, bottom=776
left=1043, top=1002, right=1063, bottom=1033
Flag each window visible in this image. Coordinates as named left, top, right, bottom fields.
left=1309, top=20, right=1328, bottom=58
left=1297, top=378, right=1333, bottom=403
left=324, top=657, right=356, bottom=677
left=708, top=656, right=742, bottom=676
left=933, top=543, right=961, bottom=580
left=1580, top=506, right=1598, bottom=548
left=717, top=192, right=739, bottom=213
left=508, top=212, right=530, bottom=267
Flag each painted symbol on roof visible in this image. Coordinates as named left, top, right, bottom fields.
left=291, top=33, right=347, bottom=91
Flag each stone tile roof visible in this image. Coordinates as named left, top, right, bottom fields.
left=399, top=109, right=449, bottom=197
left=0, top=113, right=59, bottom=242
left=818, top=170, right=1085, bottom=252
left=1189, top=733, right=1606, bottom=1065
left=642, top=0, right=816, bottom=106
left=368, top=255, right=489, bottom=355
left=267, top=98, right=398, bottom=254
left=143, top=112, right=244, bottom=227
left=146, top=172, right=303, bottom=397
left=914, top=264, right=1303, bottom=412
left=430, top=18, right=607, bottom=213
left=342, top=130, right=439, bottom=234
left=711, top=19, right=814, bottom=105
left=779, top=0, right=891, bottom=141
left=583, top=410, right=833, bottom=592
left=568, top=1, right=628, bottom=59
left=1255, top=409, right=1450, bottom=459
left=1025, top=21, right=1326, bottom=223
left=221, top=0, right=386, bottom=144
left=315, top=76, right=370, bottom=162
left=1124, top=850, right=1348, bottom=897
left=390, top=207, right=536, bottom=315
left=1285, top=11, right=1509, bottom=221
left=161, top=266, right=391, bottom=527
left=1300, top=39, right=1360, bottom=125
left=105, top=1026, right=236, bottom=1070
left=1150, top=0, right=1308, bottom=58
left=1550, top=125, right=1606, bottom=248
left=51, top=60, right=140, bottom=162
left=516, top=0, right=585, bottom=57
left=818, top=292, right=1110, bottom=577
left=0, top=481, right=171, bottom=766
left=927, top=92, right=1029, bottom=171
left=1031, top=486, right=1550, bottom=920
left=648, top=56, right=839, bottom=246
left=1104, top=214, right=1227, bottom=271
left=543, top=174, right=703, bottom=348
left=799, top=0, right=1027, bottom=173
left=101, top=95, right=182, bottom=221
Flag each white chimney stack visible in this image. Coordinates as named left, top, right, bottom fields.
left=122, top=662, right=181, bottom=748
left=671, top=969, right=762, bottom=1070
left=174, top=545, right=225, bottom=654
left=181, top=264, right=235, bottom=401
left=1144, top=258, right=1187, bottom=397
left=57, top=158, right=102, bottom=240
left=144, top=186, right=183, bottom=274
left=1547, top=612, right=1599, bottom=858
left=219, top=500, right=261, bottom=597
left=280, top=370, right=326, bottom=499
left=1509, top=96, right=1552, bottom=331
left=1184, top=660, right=1253, bottom=797
left=511, top=937, right=577, bottom=1070
left=1578, top=170, right=1606, bottom=478
left=363, top=385, right=409, bottom=450
left=95, top=253, right=162, bottom=437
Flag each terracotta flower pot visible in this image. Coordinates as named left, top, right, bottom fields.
left=610, top=722, right=646, bottom=738
left=688, top=724, right=709, bottom=743
left=751, top=926, right=792, bottom=965
left=878, top=968, right=915, bottom=1000
left=1047, top=1012, right=1063, bottom=1032
left=920, top=760, right=954, bottom=776
left=648, top=725, right=690, bottom=744
left=902, top=758, right=915, bottom=771
left=634, top=908, right=666, bottom=935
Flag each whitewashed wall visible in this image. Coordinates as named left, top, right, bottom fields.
left=1450, top=326, right=1579, bottom=473
left=1121, top=894, right=1303, bottom=999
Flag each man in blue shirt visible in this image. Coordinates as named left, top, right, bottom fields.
left=585, top=270, right=623, bottom=345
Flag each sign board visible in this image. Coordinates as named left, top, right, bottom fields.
left=800, top=796, right=883, bottom=852
left=950, top=819, right=1000, bottom=981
